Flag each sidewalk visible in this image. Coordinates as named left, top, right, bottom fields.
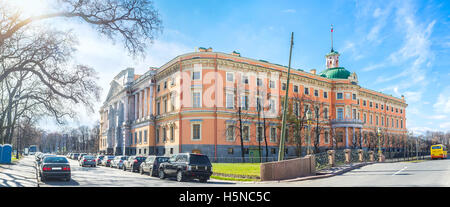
left=0, top=156, right=39, bottom=187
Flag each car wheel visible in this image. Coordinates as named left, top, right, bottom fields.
left=199, top=178, right=208, bottom=183
left=140, top=167, right=144, bottom=175
left=123, top=166, right=126, bottom=171
left=177, top=171, right=184, bottom=182
left=40, top=175, right=46, bottom=182
left=159, top=169, right=165, bottom=179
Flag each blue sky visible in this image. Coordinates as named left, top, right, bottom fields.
left=34, top=0, right=450, bottom=134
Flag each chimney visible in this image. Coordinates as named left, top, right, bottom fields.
left=231, top=51, right=241, bottom=57
left=310, top=69, right=317, bottom=75
left=198, top=47, right=207, bottom=52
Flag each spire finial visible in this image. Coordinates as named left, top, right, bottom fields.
left=331, top=24, right=334, bottom=52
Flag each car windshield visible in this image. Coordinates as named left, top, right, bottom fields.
left=432, top=146, right=442, bottom=149
left=121, top=157, right=128, bottom=160
left=107, top=156, right=115, bottom=159
left=84, top=156, right=95, bottom=159
left=189, top=155, right=211, bottom=165
left=157, top=157, right=169, bottom=162
left=44, top=157, right=68, bottom=163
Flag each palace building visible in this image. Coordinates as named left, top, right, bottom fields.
left=99, top=46, right=408, bottom=160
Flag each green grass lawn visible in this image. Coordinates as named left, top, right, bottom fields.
left=212, top=163, right=261, bottom=178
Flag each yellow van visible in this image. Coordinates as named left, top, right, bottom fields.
left=431, top=144, right=447, bottom=159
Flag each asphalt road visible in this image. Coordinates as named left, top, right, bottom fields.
left=1, top=155, right=449, bottom=187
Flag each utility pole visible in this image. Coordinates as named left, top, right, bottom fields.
left=278, top=32, right=294, bottom=161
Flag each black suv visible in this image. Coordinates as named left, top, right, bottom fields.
left=158, top=153, right=212, bottom=183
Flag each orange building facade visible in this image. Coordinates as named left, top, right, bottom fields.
left=99, top=47, right=408, bottom=160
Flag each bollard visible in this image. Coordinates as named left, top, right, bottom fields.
left=369, top=151, right=374, bottom=162
left=378, top=152, right=385, bottom=162
left=358, top=149, right=364, bottom=162
left=344, top=149, right=351, bottom=164
left=327, top=150, right=335, bottom=167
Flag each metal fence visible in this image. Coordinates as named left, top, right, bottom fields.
left=314, top=149, right=431, bottom=171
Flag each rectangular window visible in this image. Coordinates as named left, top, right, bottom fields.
left=226, top=125, right=234, bottom=141
left=192, top=92, right=201, bottom=108
left=270, top=127, right=276, bottom=143
left=352, top=94, right=357, bottom=100
left=192, top=71, right=201, bottom=80
left=257, top=78, right=262, bottom=86
left=282, top=83, right=287, bottom=91
left=226, top=93, right=234, bottom=109
left=269, top=80, right=275, bottom=88
left=134, top=132, right=137, bottom=145
left=241, top=95, right=249, bottom=110
left=226, top=72, right=234, bottom=82
left=144, top=130, right=148, bottom=144
left=305, top=87, right=309, bottom=95
left=170, top=126, right=174, bottom=142
left=243, top=125, right=250, bottom=141
left=192, top=124, right=201, bottom=140
left=293, top=85, right=298, bottom=93
left=139, top=131, right=142, bottom=144
left=162, top=127, right=167, bottom=142
left=324, top=92, right=328, bottom=98
left=337, top=92, right=343, bottom=100
left=257, top=126, right=263, bottom=142
left=363, top=100, right=366, bottom=106
left=337, top=108, right=344, bottom=120
left=157, top=102, right=160, bottom=115
left=314, top=90, right=319, bottom=97
left=324, top=131, right=329, bottom=144
left=155, top=128, right=159, bottom=143
left=352, top=109, right=356, bottom=119
left=369, top=102, right=373, bottom=107
left=242, top=76, right=249, bottom=84
left=324, top=108, right=328, bottom=119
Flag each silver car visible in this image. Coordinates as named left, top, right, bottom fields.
left=79, top=155, right=97, bottom=167
left=110, top=156, right=128, bottom=169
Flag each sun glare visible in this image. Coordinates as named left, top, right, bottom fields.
left=8, top=0, right=50, bottom=17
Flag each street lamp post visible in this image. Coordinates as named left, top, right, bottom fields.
left=306, top=109, right=312, bottom=155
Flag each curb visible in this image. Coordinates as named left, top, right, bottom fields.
left=280, top=162, right=372, bottom=183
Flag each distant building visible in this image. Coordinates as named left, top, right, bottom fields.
left=99, top=47, right=407, bottom=159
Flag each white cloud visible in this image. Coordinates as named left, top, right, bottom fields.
left=439, top=122, right=450, bottom=130
left=433, top=86, right=450, bottom=114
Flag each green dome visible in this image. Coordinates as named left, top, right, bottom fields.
left=319, top=67, right=351, bottom=79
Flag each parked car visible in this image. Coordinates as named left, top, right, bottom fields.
left=78, top=153, right=88, bottom=161
left=101, top=156, right=115, bottom=167
left=72, top=153, right=80, bottom=160
left=36, top=154, right=56, bottom=167
left=95, top=155, right=105, bottom=165
left=158, top=153, right=212, bottom=183
left=110, top=156, right=128, bottom=169
left=123, top=156, right=146, bottom=172
left=79, top=155, right=97, bottom=167
left=38, top=156, right=71, bottom=182
left=139, top=156, right=169, bottom=176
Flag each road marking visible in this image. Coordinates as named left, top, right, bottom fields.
left=392, top=167, right=407, bottom=176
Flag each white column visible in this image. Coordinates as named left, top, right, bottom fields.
left=139, top=90, right=143, bottom=119
left=144, top=88, right=148, bottom=118
left=149, top=84, right=154, bottom=116
left=124, top=96, right=128, bottom=122
left=134, top=94, right=138, bottom=120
